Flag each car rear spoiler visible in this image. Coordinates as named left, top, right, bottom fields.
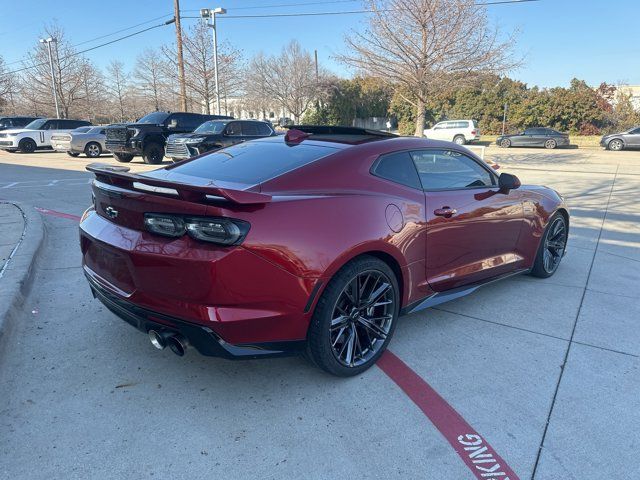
left=86, top=163, right=272, bottom=205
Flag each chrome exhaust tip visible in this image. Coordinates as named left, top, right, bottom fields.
left=167, top=334, right=189, bottom=357
left=148, top=329, right=168, bottom=350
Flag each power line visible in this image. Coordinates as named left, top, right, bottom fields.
left=1, top=19, right=175, bottom=77
left=183, top=0, right=359, bottom=11
left=183, top=0, right=540, bottom=19
left=2, top=13, right=174, bottom=68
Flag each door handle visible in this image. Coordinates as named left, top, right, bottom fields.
left=434, top=207, right=457, bottom=218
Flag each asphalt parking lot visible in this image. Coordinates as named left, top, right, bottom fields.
left=1, top=146, right=639, bottom=479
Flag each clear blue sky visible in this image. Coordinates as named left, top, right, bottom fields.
left=1, top=0, right=638, bottom=88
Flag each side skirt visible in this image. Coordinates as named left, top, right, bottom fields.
left=400, top=268, right=530, bottom=316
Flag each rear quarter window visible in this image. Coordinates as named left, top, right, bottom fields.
left=167, top=140, right=337, bottom=185
left=372, top=151, right=421, bottom=189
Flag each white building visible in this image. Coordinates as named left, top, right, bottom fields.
left=208, top=96, right=296, bottom=124
left=614, top=85, right=640, bottom=111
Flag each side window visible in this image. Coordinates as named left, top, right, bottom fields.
left=225, top=122, right=241, bottom=136
left=457, top=121, right=470, bottom=129
left=44, top=121, right=58, bottom=130
left=181, top=115, right=205, bottom=130
left=433, top=122, right=444, bottom=130
left=372, top=151, right=421, bottom=190
left=256, top=123, right=272, bottom=136
left=525, top=128, right=540, bottom=135
left=410, top=150, right=495, bottom=190
left=241, top=122, right=259, bottom=136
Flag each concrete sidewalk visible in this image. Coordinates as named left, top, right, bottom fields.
left=0, top=202, right=44, bottom=360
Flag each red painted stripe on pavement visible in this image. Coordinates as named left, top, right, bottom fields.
left=378, top=351, right=519, bottom=480
left=35, top=207, right=81, bottom=222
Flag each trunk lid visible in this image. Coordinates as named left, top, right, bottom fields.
left=88, top=163, right=271, bottom=232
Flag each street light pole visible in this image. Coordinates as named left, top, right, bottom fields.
left=40, top=37, right=60, bottom=119
left=502, top=103, right=508, bottom=136
left=201, top=7, right=226, bottom=115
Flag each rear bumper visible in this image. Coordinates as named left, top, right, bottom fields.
left=79, top=210, right=316, bottom=345
left=86, top=268, right=305, bottom=359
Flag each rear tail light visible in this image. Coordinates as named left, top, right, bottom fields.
left=471, top=130, right=477, bottom=135
left=144, top=213, right=249, bottom=245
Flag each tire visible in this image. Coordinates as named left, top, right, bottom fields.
left=530, top=212, right=568, bottom=278
left=84, top=142, right=102, bottom=158
left=544, top=139, right=557, bottom=149
left=453, top=135, right=466, bottom=145
left=500, top=138, right=511, bottom=148
left=67, top=152, right=80, bottom=157
left=113, top=152, right=134, bottom=163
left=607, top=139, right=624, bottom=151
left=18, top=138, right=36, bottom=153
left=306, top=255, right=400, bottom=377
left=142, top=143, right=164, bottom=165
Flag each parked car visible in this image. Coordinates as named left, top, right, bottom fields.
left=80, top=125, right=569, bottom=376
left=104, top=111, right=232, bottom=164
left=423, top=120, right=480, bottom=145
left=165, top=119, right=277, bottom=161
left=600, top=126, right=640, bottom=151
left=497, top=128, right=569, bottom=149
left=0, top=118, right=92, bottom=153
left=0, top=116, right=41, bottom=131
left=51, top=126, right=109, bottom=158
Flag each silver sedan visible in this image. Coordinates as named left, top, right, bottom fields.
left=51, top=126, right=110, bottom=158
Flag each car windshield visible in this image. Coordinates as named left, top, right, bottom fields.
left=167, top=140, right=338, bottom=185
left=136, top=112, right=170, bottom=124
left=24, top=119, right=47, bottom=130
left=194, top=120, right=228, bottom=134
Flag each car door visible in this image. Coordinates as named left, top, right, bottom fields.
left=240, top=121, right=261, bottom=141
left=625, top=127, right=640, bottom=147
left=411, top=149, right=525, bottom=291
left=223, top=121, right=243, bottom=146
left=429, top=122, right=448, bottom=140
left=40, top=120, right=59, bottom=146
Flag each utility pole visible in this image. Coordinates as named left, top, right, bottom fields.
left=174, top=0, right=188, bottom=112
left=502, top=103, right=508, bottom=136
left=40, top=37, right=60, bottom=119
left=201, top=7, right=226, bottom=115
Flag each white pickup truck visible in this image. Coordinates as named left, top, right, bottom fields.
left=0, top=118, right=92, bottom=153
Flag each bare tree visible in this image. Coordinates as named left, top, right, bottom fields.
left=133, top=48, right=172, bottom=112
left=106, top=60, right=129, bottom=122
left=0, top=56, right=20, bottom=114
left=246, top=41, right=321, bottom=122
left=21, top=24, right=97, bottom=118
left=78, top=59, right=106, bottom=122
left=338, top=0, right=518, bottom=136
left=162, top=23, right=245, bottom=114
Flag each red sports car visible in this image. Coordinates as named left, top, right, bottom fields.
left=80, top=126, right=569, bottom=376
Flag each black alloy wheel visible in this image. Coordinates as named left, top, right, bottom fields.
left=306, top=256, right=399, bottom=376
left=143, top=143, right=164, bottom=164
left=18, top=138, right=36, bottom=153
left=113, top=152, right=134, bottom=163
left=531, top=213, right=567, bottom=278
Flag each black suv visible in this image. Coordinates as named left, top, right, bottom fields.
left=165, top=119, right=277, bottom=162
left=105, top=112, right=231, bottom=164
left=0, top=116, right=41, bottom=131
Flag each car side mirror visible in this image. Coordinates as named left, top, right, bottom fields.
left=168, top=119, right=178, bottom=129
left=499, top=173, right=521, bottom=191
